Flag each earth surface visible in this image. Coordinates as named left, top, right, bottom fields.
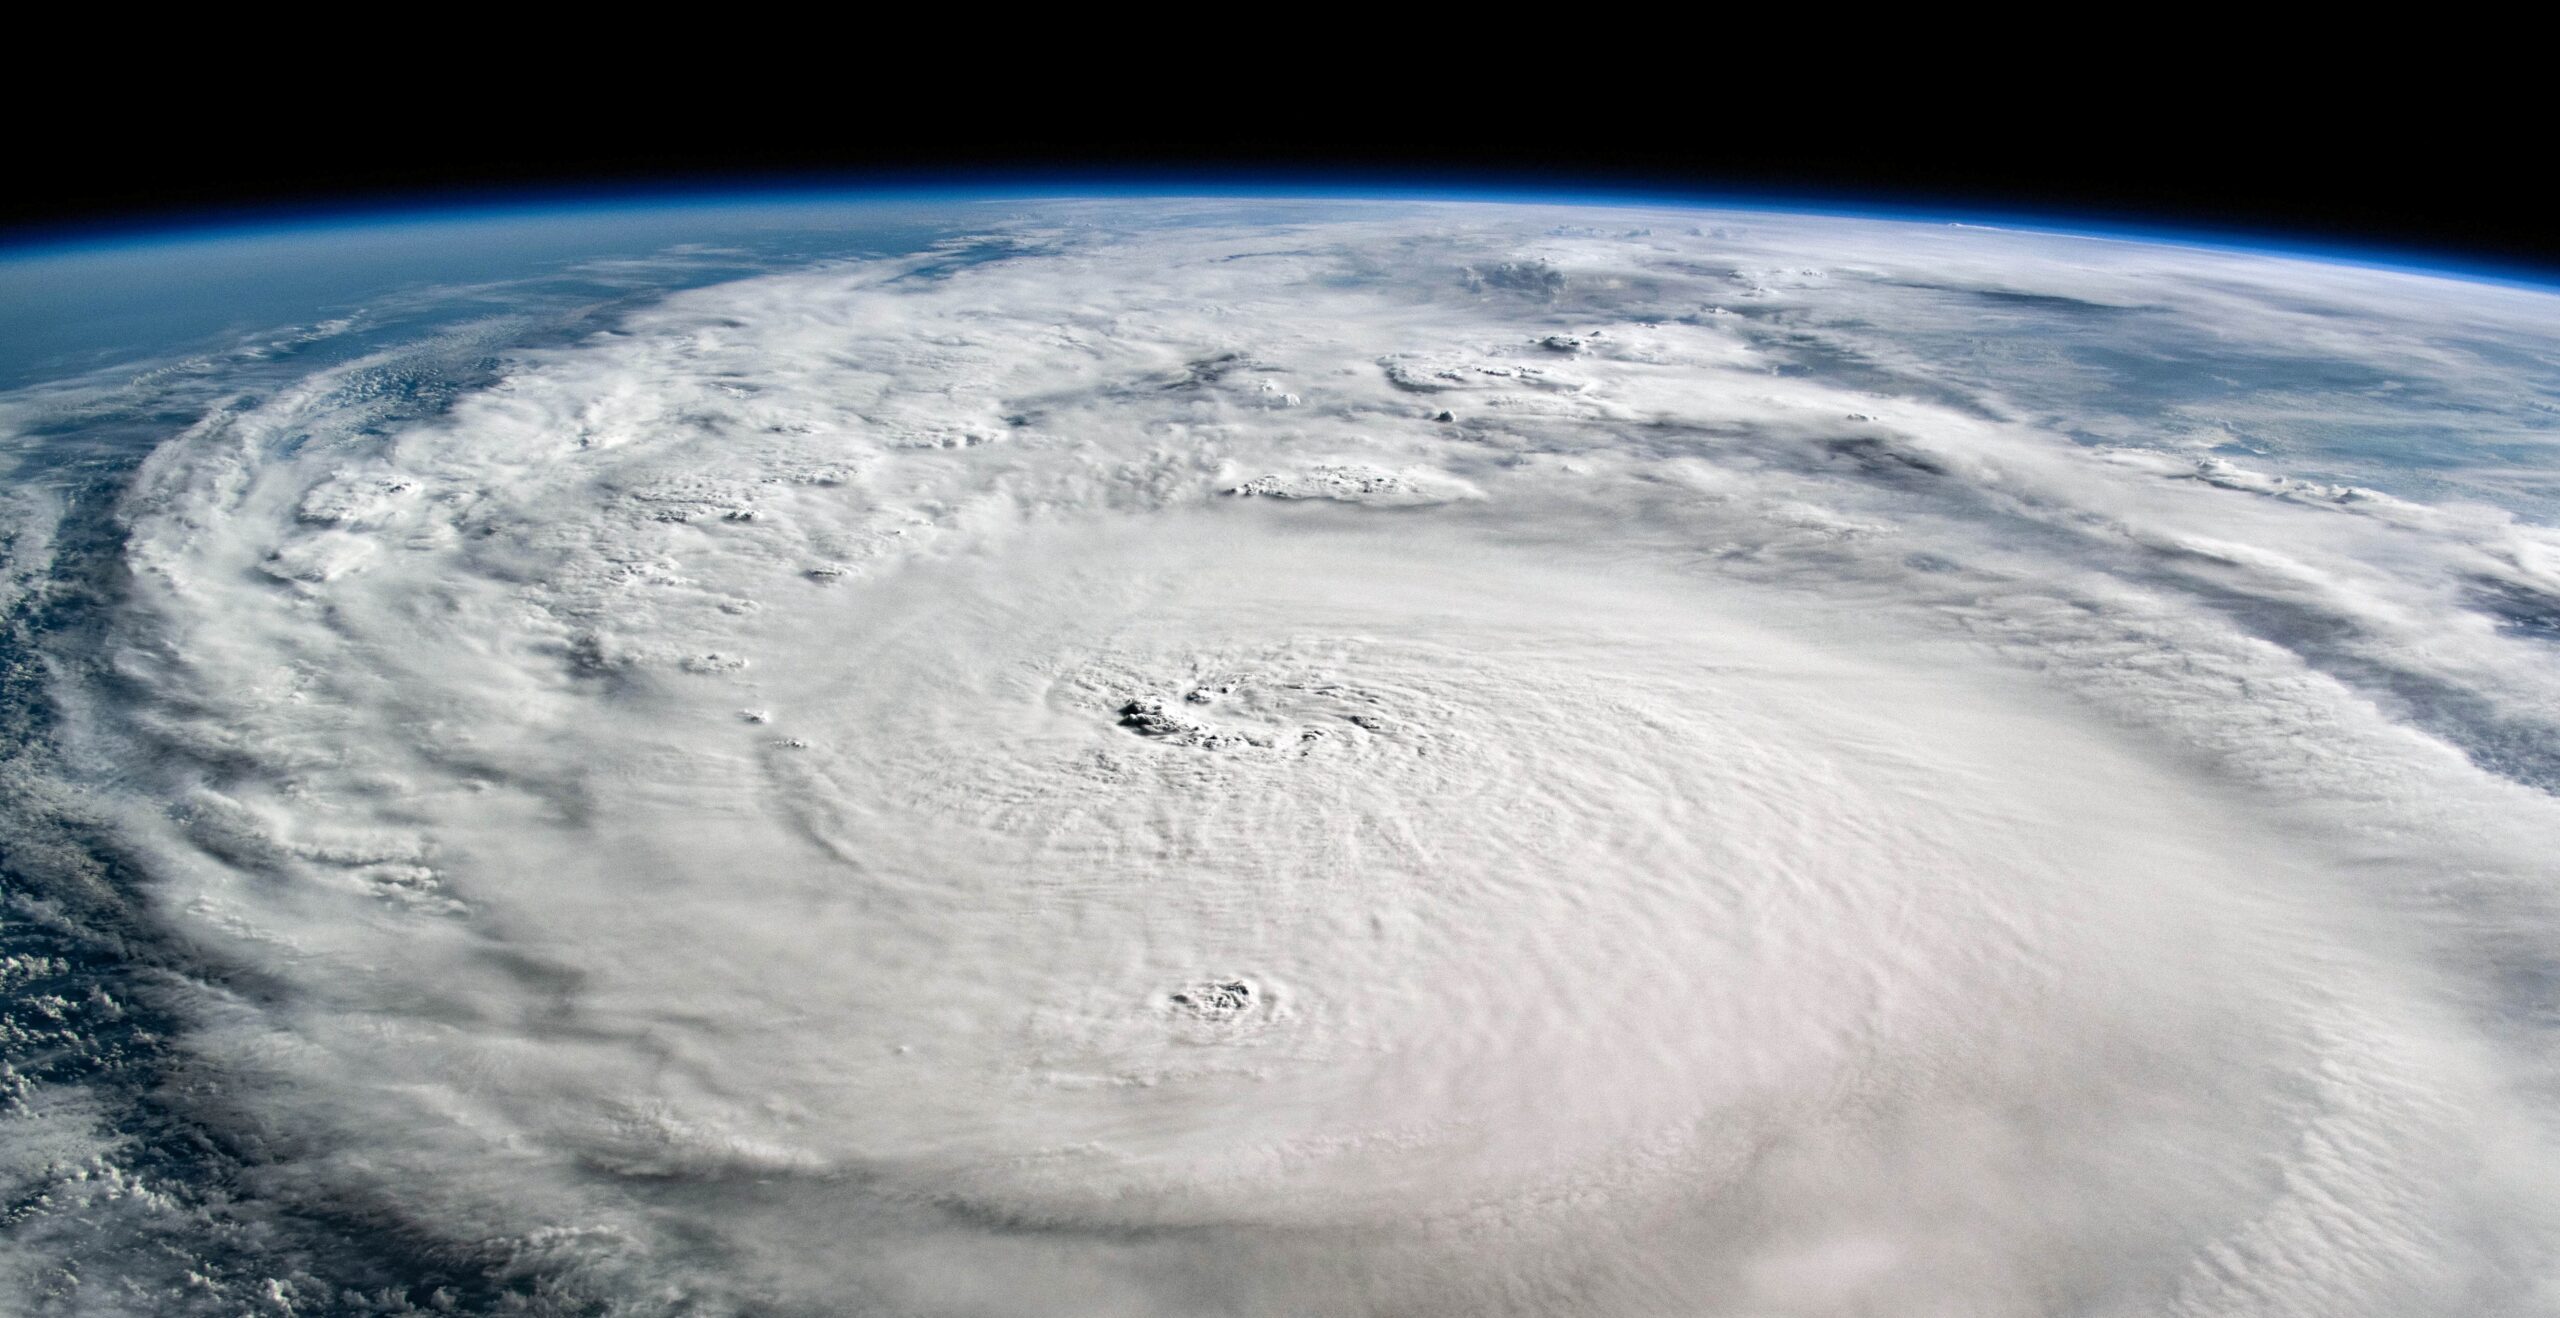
left=4, top=195, right=2560, bottom=1316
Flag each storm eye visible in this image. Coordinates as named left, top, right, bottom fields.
left=1167, top=978, right=1256, bottom=1021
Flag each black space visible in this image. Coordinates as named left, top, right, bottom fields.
left=3, top=90, right=2534, bottom=275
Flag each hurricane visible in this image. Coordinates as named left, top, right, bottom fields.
left=5, top=197, right=2560, bottom=1316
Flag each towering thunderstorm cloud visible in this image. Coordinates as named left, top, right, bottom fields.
left=5, top=201, right=2560, bottom=1316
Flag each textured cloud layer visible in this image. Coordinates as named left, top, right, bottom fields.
left=9, top=202, right=2560, bottom=1315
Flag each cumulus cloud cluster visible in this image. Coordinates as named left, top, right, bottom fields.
left=8, top=202, right=2560, bottom=1315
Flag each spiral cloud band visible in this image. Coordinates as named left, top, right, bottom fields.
left=7, top=202, right=2560, bottom=1315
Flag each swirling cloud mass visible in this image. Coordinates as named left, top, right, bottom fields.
left=7, top=201, right=2560, bottom=1316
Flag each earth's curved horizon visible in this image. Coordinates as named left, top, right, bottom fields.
left=5, top=193, right=2559, bottom=1317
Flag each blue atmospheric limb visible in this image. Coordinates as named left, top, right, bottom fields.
left=8, top=170, right=2559, bottom=291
